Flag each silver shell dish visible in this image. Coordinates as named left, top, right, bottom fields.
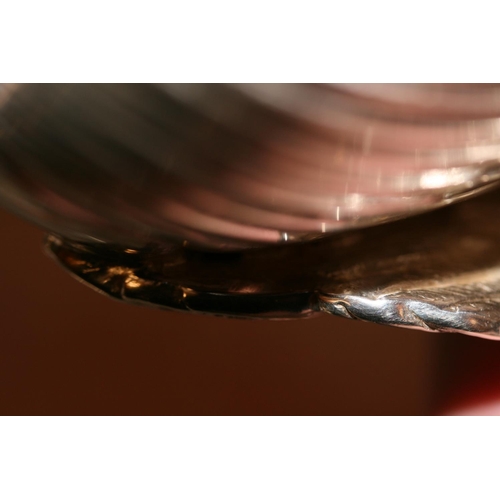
left=2, top=83, right=500, bottom=338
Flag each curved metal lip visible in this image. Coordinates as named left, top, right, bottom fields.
left=46, top=187, right=500, bottom=340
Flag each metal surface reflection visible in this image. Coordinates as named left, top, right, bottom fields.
left=2, top=84, right=500, bottom=250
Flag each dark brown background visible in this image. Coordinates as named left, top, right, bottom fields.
left=0, top=207, right=481, bottom=415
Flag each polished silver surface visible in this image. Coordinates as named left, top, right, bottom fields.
left=46, top=188, right=500, bottom=339
left=2, top=84, right=500, bottom=250
left=4, top=83, right=500, bottom=338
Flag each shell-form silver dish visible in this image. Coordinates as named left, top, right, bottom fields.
left=3, top=83, right=500, bottom=338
